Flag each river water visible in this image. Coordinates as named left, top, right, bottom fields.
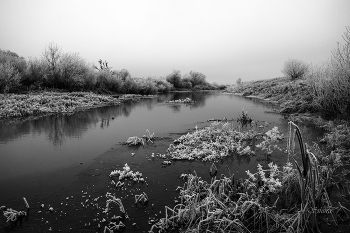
left=0, top=92, right=323, bottom=232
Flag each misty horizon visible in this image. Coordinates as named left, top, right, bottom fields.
left=1, top=0, right=349, bottom=84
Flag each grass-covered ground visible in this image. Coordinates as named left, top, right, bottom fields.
left=0, top=92, right=125, bottom=121
left=226, top=77, right=315, bottom=115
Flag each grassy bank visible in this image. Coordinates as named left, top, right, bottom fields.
left=227, top=77, right=314, bottom=115
left=0, top=92, right=124, bottom=121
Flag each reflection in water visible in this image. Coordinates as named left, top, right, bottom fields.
left=0, top=91, right=323, bottom=186
left=0, top=92, right=211, bottom=146
left=168, top=104, right=181, bottom=112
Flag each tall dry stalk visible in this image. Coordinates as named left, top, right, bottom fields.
left=288, top=121, right=333, bottom=232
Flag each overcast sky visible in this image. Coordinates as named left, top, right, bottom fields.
left=0, top=0, right=349, bottom=84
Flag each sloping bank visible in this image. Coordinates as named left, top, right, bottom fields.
left=228, top=77, right=314, bottom=114
left=0, top=92, right=144, bottom=123
left=228, top=77, right=350, bottom=160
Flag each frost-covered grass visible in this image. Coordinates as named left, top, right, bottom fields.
left=151, top=122, right=348, bottom=233
left=166, top=121, right=260, bottom=161
left=165, top=97, right=195, bottom=104
left=0, top=91, right=121, bottom=119
left=227, top=77, right=315, bottom=114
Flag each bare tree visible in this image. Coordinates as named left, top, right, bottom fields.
left=42, top=42, right=62, bottom=87
left=332, top=26, right=350, bottom=72
left=282, top=59, right=309, bottom=80
left=0, top=62, right=21, bottom=93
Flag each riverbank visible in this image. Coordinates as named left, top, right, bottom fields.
left=227, top=77, right=315, bottom=114
left=0, top=92, right=151, bottom=123
left=221, top=78, right=350, bottom=232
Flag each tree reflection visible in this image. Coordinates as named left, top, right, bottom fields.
left=0, top=93, right=214, bottom=147
left=168, top=105, right=181, bottom=112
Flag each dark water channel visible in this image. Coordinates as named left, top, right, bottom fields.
left=0, top=92, right=324, bottom=232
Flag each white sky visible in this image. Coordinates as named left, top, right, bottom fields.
left=0, top=0, right=349, bottom=84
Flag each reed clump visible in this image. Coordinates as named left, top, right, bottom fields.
left=237, top=109, right=253, bottom=127
left=151, top=122, right=348, bottom=232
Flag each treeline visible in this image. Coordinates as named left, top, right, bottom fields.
left=0, top=43, right=225, bottom=94
left=165, top=70, right=226, bottom=91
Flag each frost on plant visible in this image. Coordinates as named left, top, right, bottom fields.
left=256, top=126, right=283, bottom=154
left=124, top=129, right=156, bottom=146
left=167, top=121, right=259, bottom=161
left=245, top=162, right=282, bottom=195
left=110, top=163, right=144, bottom=184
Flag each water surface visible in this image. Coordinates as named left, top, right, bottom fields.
left=0, top=92, right=323, bottom=232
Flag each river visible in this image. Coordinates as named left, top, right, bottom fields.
left=0, top=92, right=323, bottom=232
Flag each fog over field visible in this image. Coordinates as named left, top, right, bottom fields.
left=0, top=0, right=349, bottom=84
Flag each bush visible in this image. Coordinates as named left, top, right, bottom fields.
left=0, top=44, right=222, bottom=94
left=0, top=62, right=21, bottom=93
left=188, top=70, right=206, bottom=87
left=307, top=27, right=350, bottom=119
left=94, top=70, right=115, bottom=92
left=122, top=76, right=138, bottom=94
left=166, top=70, right=182, bottom=88
left=59, top=52, right=91, bottom=90
left=0, top=49, right=27, bottom=74
left=22, top=58, right=47, bottom=89
left=153, top=77, right=173, bottom=92
left=282, top=58, right=309, bottom=80
left=141, top=78, right=158, bottom=94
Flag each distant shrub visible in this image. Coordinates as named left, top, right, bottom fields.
left=141, top=78, right=158, bottom=94
left=115, top=69, right=131, bottom=81
left=236, top=78, right=242, bottom=85
left=166, top=70, right=182, bottom=88
left=282, top=58, right=309, bottom=80
left=188, top=71, right=206, bottom=87
left=94, top=69, right=115, bottom=92
left=218, top=84, right=227, bottom=90
left=193, top=83, right=212, bottom=91
left=181, top=79, right=193, bottom=89
left=0, top=49, right=27, bottom=74
left=0, top=62, right=21, bottom=93
left=122, top=76, right=138, bottom=94
left=1, top=44, right=222, bottom=94
left=154, top=77, right=173, bottom=92
left=59, top=53, right=91, bottom=90
left=22, top=58, right=47, bottom=90
left=82, top=69, right=97, bottom=90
